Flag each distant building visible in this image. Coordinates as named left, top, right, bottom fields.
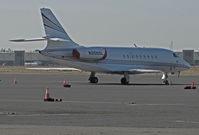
left=0, top=51, right=59, bottom=66
left=182, top=50, right=194, bottom=65
left=14, top=51, right=25, bottom=66
left=194, top=52, right=199, bottom=65
left=0, top=52, right=14, bottom=66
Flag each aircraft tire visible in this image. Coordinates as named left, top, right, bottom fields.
left=121, top=77, right=129, bottom=85
left=89, top=77, right=98, bottom=83
left=163, top=80, right=169, bottom=85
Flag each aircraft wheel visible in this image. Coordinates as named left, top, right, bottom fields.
left=89, top=77, right=98, bottom=83
left=163, top=80, right=169, bottom=85
left=121, top=77, right=129, bottom=85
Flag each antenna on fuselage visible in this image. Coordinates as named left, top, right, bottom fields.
left=133, top=43, right=138, bottom=48
left=170, top=40, right=173, bottom=50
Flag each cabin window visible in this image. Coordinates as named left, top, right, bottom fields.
left=143, top=55, right=146, bottom=59
left=155, top=56, right=157, bottom=59
left=127, top=55, right=129, bottom=59
left=139, top=55, right=142, bottom=59
left=151, top=55, right=153, bottom=59
left=147, top=55, right=150, bottom=59
left=136, top=55, right=138, bottom=59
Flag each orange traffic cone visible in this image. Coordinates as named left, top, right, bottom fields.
left=44, top=87, right=50, bottom=100
left=63, top=80, right=71, bottom=88
left=14, top=78, right=17, bottom=84
left=192, top=81, right=194, bottom=87
left=44, top=87, right=62, bottom=102
left=184, top=81, right=196, bottom=89
left=191, top=81, right=196, bottom=89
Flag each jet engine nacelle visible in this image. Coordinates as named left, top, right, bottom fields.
left=72, top=47, right=107, bottom=61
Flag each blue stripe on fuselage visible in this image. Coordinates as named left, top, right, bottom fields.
left=41, top=13, right=63, bottom=30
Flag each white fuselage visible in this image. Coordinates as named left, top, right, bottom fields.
left=40, top=47, right=190, bottom=74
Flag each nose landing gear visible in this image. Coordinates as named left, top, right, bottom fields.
left=162, top=73, right=169, bottom=85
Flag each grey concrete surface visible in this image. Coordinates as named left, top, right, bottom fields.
left=1, top=125, right=199, bottom=135
left=0, top=72, right=199, bottom=134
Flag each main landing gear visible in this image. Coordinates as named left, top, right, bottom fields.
left=89, top=72, right=130, bottom=85
left=121, top=72, right=129, bottom=85
left=89, top=72, right=98, bottom=83
left=162, top=73, right=169, bottom=85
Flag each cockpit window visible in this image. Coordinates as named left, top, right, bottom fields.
left=173, top=53, right=178, bottom=57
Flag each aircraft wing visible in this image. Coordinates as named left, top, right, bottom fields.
left=26, top=68, right=81, bottom=71
left=128, top=69, right=162, bottom=74
left=109, top=68, right=162, bottom=74
left=103, top=65, right=162, bottom=74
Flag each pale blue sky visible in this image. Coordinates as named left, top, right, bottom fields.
left=0, top=0, right=199, bottom=51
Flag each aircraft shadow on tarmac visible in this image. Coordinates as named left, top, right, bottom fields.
left=96, top=83, right=193, bottom=86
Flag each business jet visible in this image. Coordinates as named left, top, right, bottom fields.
left=11, top=8, right=190, bottom=85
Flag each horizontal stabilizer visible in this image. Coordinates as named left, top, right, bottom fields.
left=10, top=37, right=70, bottom=42
left=26, top=67, right=81, bottom=71
left=10, top=38, right=46, bottom=42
